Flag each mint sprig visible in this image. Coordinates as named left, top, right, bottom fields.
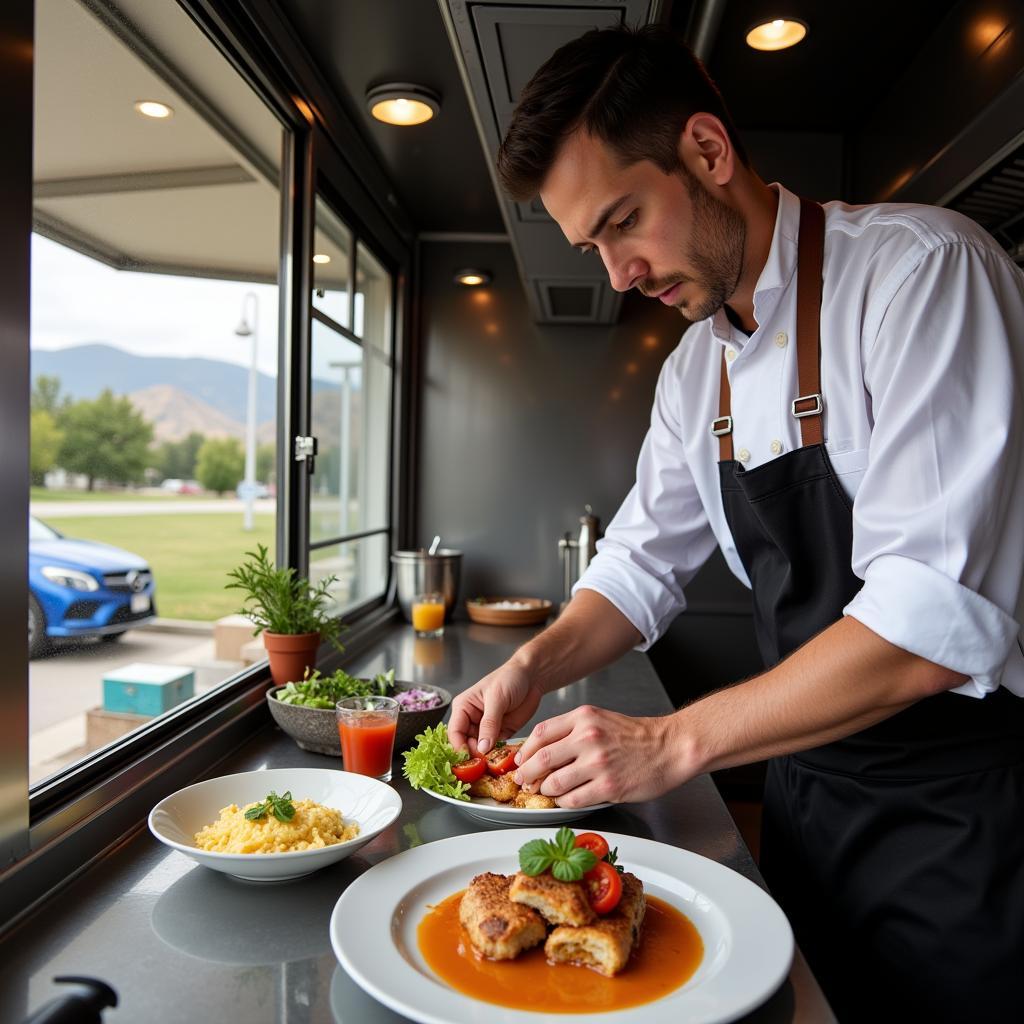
left=244, top=790, right=296, bottom=822
left=518, top=827, right=598, bottom=882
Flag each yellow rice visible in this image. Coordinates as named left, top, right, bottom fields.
left=193, top=798, right=360, bottom=854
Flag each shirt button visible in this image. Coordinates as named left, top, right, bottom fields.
left=775, top=331, right=788, bottom=348
left=738, top=447, right=751, bottom=463
left=770, top=439, right=783, bottom=455
left=726, top=348, right=737, bottom=361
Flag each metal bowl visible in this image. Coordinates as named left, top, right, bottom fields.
left=391, top=549, right=462, bottom=622
left=267, top=683, right=452, bottom=757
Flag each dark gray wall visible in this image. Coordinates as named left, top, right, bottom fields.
left=416, top=239, right=762, bottom=712
left=850, top=0, right=1024, bottom=203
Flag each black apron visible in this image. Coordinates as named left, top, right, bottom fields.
left=715, top=198, right=1024, bottom=1023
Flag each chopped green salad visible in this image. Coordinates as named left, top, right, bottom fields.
left=274, top=667, right=396, bottom=708
left=401, top=723, right=471, bottom=801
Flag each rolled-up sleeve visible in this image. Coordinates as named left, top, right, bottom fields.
left=844, top=239, right=1024, bottom=696
left=574, top=347, right=718, bottom=650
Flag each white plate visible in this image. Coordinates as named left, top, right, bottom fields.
left=418, top=783, right=611, bottom=824
left=416, top=738, right=611, bottom=825
left=330, top=828, right=793, bottom=1024
left=148, top=767, right=401, bottom=882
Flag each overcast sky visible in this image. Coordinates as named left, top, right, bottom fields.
left=30, top=234, right=281, bottom=376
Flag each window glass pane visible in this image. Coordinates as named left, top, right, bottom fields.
left=29, top=0, right=283, bottom=785
left=313, top=198, right=352, bottom=329
left=310, top=535, right=389, bottom=616
left=310, top=319, right=367, bottom=543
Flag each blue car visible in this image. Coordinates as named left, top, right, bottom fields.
left=29, top=516, right=157, bottom=657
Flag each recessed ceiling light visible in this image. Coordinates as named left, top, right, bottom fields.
left=134, top=100, right=174, bottom=119
left=453, top=269, right=491, bottom=286
left=312, top=253, right=331, bottom=265
left=746, top=18, right=808, bottom=51
left=366, top=83, right=441, bottom=126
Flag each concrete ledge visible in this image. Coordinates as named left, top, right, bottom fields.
left=139, top=618, right=215, bottom=635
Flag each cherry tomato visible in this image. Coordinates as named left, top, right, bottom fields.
left=585, top=860, right=623, bottom=915
left=452, top=755, right=486, bottom=784
left=485, top=744, right=518, bottom=775
left=574, top=832, right=610, bottom=860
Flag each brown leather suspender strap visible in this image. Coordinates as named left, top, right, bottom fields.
left=793, top=197, right=825, bottom=447
left=714, top=196, right=825, bottom=461
left=714, top=354, right=734, bottom=461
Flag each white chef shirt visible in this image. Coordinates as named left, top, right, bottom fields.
left=576, top=183, right=1024, bottom=698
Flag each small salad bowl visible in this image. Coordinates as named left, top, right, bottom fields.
left=268, top=682, right=452, bottom=757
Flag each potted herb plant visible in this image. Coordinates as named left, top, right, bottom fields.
left=226, top=544, right=344, bottom=686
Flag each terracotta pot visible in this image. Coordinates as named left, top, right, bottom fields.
left=262, top=631, right=321, bottom=687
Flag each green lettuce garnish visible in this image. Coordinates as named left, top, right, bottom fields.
left=401, top=723, right=471, bottom=801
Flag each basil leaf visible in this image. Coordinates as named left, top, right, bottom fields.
left=519, top=839, right=555, bottom=876
left=554, top=826, right=576, bottom=857
left=244, top=802, right=267, bottom=821
left=551, top=857, right=584, bottom=882
left=567, top=847, right=597, bottom=874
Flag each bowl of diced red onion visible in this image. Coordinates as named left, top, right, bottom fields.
left=267, top=682, right=451, bottom=758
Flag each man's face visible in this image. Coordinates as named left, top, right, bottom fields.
left=539, top=130, right=745, bottom=322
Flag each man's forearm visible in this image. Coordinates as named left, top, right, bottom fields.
left=511, top=589, right=642, bottom=693
left=675, top=615, right=969, bottom=777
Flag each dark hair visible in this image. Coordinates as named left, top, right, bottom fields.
left=497, top=24, right=748, bottom=201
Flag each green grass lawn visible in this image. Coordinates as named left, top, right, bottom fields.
left=32, top=487, right=215, bottom=502
left=44, top=513, right=276, bottom=621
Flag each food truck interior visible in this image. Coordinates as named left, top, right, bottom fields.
left=2, top=0, right=1023, bottom=1021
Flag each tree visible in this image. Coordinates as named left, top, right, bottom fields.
left=154, top=432, right=205, bottom=480
left=30, top=409, right=64, bottom=485
left=256, top=443, right=275, bottom=484
left=58, top=390, right=153, bottom=490
left=32, top=375, right=66, bottom=415
left=196, top=437, right=244, bottom=496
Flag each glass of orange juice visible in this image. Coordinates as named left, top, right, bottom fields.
left=336, top=696, right=399, bottom=781
left=411, top=592, right=446, bottom=638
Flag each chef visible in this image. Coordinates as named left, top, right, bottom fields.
left=449, top=23, right=1024, bottom=1023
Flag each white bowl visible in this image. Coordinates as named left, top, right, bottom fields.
left=148, top=767, right=402, bottom=882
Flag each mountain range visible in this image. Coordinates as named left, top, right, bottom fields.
left=32, top=343, right=344, bottom=444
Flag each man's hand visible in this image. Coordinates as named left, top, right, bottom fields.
left=512, top=705, right=691, bottom=808
left=448, top=660, right=546, bottom=755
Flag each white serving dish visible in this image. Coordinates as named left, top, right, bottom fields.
left=148, top=767, right=401, bottom=882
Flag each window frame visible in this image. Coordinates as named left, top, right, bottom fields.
left=0, top=0, right=415, bottom=932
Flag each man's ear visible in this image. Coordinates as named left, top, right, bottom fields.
left=678, top=113, right=735, bottom=187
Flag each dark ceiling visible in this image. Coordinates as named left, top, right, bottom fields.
left=282, top=0, right=972, bottom=233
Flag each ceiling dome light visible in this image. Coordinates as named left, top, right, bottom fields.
left=366, top=83, right=441, bottom=126
left=746, top=18, right=808, bottom=51
left=134, top=100, right=174, bottom=119
left=312, top=253, right=331, bottom=264
left=453, top=269, right=491, bottom=287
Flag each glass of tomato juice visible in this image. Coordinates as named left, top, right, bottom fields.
left=336, top=696, right=400, bottom=782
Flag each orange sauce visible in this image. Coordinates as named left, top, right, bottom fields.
left=417, top=890, right=703, bottom=1013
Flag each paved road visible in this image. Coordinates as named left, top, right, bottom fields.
left=31, top=498, right=276, bottom=518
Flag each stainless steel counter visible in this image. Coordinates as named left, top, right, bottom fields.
left=0, top=621, right=835, bottom=1023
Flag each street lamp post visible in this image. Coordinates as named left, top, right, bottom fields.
left=234, top=292, right=259, bottom=531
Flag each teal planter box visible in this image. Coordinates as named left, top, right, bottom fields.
left=103, top=663, right=195, bottom=717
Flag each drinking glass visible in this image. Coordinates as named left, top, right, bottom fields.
left=411, top=591, right=445, bottom=638
left=336, top=696, right=399, bottom=782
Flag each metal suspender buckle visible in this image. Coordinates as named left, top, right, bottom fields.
left=791, top=393, right=823, bottom=418
left=710, top=415, right=733, bottom=436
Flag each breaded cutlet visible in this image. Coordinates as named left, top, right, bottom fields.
left=459, top=872, right=547, bottom=960
left=469, top=772, right=520, bottom=803
left=512, top=790, right=558, bottom=809
left=509, top=870, right=596, bottom=926
left=544, top=871, right=646, bottom=977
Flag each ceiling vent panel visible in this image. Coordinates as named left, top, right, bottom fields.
left=947, top=146, right=1024, bottom=266
left=440, top=1, right=665, bottom=324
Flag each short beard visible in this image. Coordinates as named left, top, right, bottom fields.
left=643, top=166, right=746, bottom=322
